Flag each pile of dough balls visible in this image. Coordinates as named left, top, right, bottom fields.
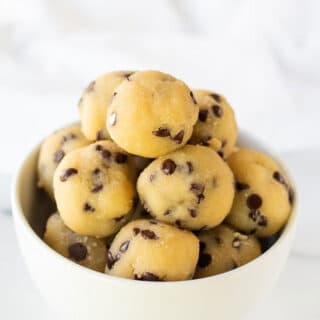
left=37, top=70, right=294, bottom=282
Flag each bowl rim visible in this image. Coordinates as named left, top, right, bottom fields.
left=11, top=129, right=299, bottom=287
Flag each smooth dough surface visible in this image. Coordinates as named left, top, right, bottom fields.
left=38, top=123, right=90, bottom=199
left=107, top=70, right=199, bottom=158
left=226, top=149, right=293, bottom=237
left=195, top=224, right=261, bottom=278
left=137, top=145, right=235, bottom=230
left=44, top=213, right=107, bottom=272
left=78, top=71, right=134, bottom=141
left=189, top=90, right=238, bottom=158
left=54, top=141, right=136, bottom=237
left=105, top=219, right=199, bottom=281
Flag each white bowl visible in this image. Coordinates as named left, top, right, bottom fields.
left=11, top=131, right=298, bottom=320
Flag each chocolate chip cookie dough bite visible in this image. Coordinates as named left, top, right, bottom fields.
left=38, top=123, right=91, bottom=199
left=105, top=220, right=199, bottom=281
left=195, top=225, right=261, bottom=279
left=107, top=70, right=199, bottom=158
left=53, top=140, right=136, bottom=238
left=226, top=149, right=294, bottom=237
left=137, top=145, right=235, bottom=230
left=78, top=71, right=134, bottom=141
left=44, top=213, right=107, bottom=272
left=189, top=90, right=238, bottom=158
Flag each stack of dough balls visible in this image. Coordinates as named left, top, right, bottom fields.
left=37, top=70, right=294, bottom=282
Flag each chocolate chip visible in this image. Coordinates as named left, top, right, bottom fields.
left=247, top=194, right=263, bottom=210
left=96, top=130, right=105, bottom=141
left=152, top=127, right=171, bottom=137
left=95, top=144, right=103, bottom=152
left=68, top=243, right=87, bottom=261
left=135, top=272, right=161, bottom=281
left=124, top=72, right=134, bottom=80
left=107, top=251, right=119, bottom=270
left=60, top=168, right=78, bottom=182
left=114, top=215, right=125, bottom=222
left=214, top=237, right=222, bottom=245
left=288, top=188, right=294, bottom=205
left=249, top=210, right=260, bottom=222
left=221, top=140, right=227, bottom=148
left=258, top=215, right=268, bottom=227
left=175, top=219, right=183, bottom=228
left=91, top=184, right=103, bottom=193
left=86, top=81, right=95, bottom=93
left=190, top=91, right=197, bottom=104
left=197, top=194, right=205, bottom=204
left=217, top=150, right=224, bottom=158
left=190, top=183, right=205, bottom=195
left=198, top=253, right=212, bottom=268
left=133, top=228, right=141, bottom=236
left=199, top=241, right=206, bottom=252
left=210, top=93, right=221, bottom=103
left=212, top=105, right=223, bottom=118
left=173, top=130, right=184, bottom=144
left=164, top=209, right=172, bottom=216
left=115, top=152, right=128, bottom=164
left=54, top=150, right=65, bottom=163
left=83, top=202, right=95, bottom=212
left=149, top=220, right=158, bottom=225
left=109, top=112, right=117, bottom=126
left=273, top=171, right=286, bottom=185
left=61, top=133, right=77, bottom=144
left=198, top=109, right=208, bottom=122
left=141, top=230, right=158, bottom=240
left=236, top=182, right=250, bottom=191
left=93, top=168, right=101, bottom=175
left=162, top=159, right=177, bottom=175
left=101, top=149, right=112, bottom=160
left=188, top=208, right=197, bottom=218
left=199, top=225, right=208, bottom=231
left=120, top=241, right=130, bottom=253
left=186, top=161, right=193, bottom=173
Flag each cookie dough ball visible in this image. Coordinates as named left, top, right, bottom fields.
left=44, top=213, right=107, bottom=272
left=38, top=124, right=91, bottom=198
left=105, top=219, right=199, bottom=281
left=54, top=141, right=136, bottom=237
left=189, top=90, right=238, bottom=158
left=195, top=225, right=261, bottom=278
left=78, top=71, right=134, bottom=141
left=226, top=149, right=294, bottom=237
left=137, top=145, right=235, bottom=230
left=107, top=70, right=199, bottom=158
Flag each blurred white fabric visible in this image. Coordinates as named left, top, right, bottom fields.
left=0, top=0, right=320, bottom=173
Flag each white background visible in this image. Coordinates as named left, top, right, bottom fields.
left=0, top=1, right=319, bottom=319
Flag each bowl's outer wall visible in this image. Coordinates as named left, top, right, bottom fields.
left=12, top=131, right=298, bottom=320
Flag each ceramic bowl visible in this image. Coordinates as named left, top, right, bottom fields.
left=11, top=131, right=298, bottom=320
